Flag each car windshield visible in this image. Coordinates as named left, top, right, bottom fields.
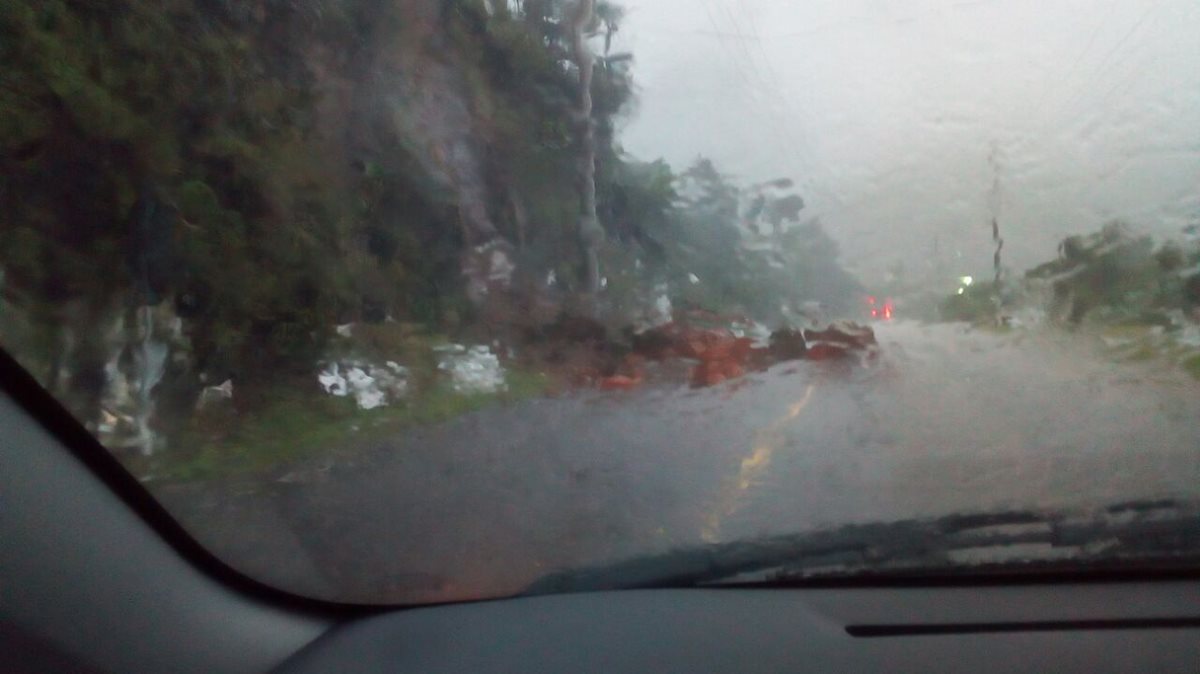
left=3, top=0, right=1200, bottom=605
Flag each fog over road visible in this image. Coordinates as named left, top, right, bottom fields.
left=160, top=321, right=1200, bottom=603
left=617, top=0, right=1200, bottom=282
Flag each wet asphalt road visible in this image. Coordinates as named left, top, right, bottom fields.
left=157, top=321, right=1200, bottom=603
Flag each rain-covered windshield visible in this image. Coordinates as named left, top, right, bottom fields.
left=2, top=0, right=1199, bottom=604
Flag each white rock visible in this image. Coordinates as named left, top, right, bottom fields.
left=346, top=366, right=385, bottom=410
left=97, top=409, right=121, bottom=435
left=196, top=379, right=234, bottom=410
left=318, top=360, right=410, bottom=410
left=652, top=293, right=673, bottom=323
left=1177, top=324, right=1200, bottom=349
left=731, top=320, right=772, bottom=347
left=318, top=363, right=349, bottom=396
left=355, top=387, right=387, bottom=410
left=438, top=344, right=507, bottom=394
left=488, top=246, right=516, bottom=282
left=372, top=365, right=409, bottom=399
left=345, top=367, right=374, bottom=389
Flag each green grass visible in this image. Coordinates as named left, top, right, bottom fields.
left=133, top=368, right=550, bottom=482
left=1183, top=354, right=1200, bottom=380
left=974, top=321, right=1014, bottom=335
left=1095, top=322, right=1200, bottom=378
left=1118, top=344, right=1159, bottom=362
left=1098, top=324, right=1157, bottom=340
left=939, top=282, right=999, bottom=324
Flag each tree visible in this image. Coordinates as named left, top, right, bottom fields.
left=566, top=0, right=604, bottom=296
left=1026, top=222, right=1158, bottom=324
left=635, top=158, right=860, bottom=322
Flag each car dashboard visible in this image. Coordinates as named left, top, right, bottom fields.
left=276, top=582, right=1200, bottom=673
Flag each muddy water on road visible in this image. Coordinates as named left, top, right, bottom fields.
left=159, top=321, right=1200, bottom=603
left=717, top=322, right=1200, bottom=544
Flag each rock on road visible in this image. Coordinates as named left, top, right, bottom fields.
left=158, top=320, right=1200, bottom=603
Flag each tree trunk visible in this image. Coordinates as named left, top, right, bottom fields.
left=568, top=0, right=602, bottom=295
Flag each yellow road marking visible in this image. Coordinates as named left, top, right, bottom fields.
left=703, top=384, right=816, bottom=542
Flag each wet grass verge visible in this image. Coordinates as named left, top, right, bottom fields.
left=127, top=368, right=550, bottom=483
left=1183, top=354, right=1200, bottom=380
left=1096, top=323, right=1200, bottom=377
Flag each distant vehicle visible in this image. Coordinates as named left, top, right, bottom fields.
left=866, top=295, right=894, bottom=320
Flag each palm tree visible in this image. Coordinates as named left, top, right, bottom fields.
left=567, top=0, right=603, bottom=295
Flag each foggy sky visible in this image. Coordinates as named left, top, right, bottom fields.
left=614, top=0, right=1200, bottom=285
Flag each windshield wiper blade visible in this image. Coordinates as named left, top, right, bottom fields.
left=522, top=500, right=1200, bottom=595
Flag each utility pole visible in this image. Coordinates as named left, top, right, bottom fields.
left=987, top=143, right=1004, bottom=286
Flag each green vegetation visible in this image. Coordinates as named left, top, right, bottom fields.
left=625, top=158, right=861, bottom=320
left=2, top=0, right=355, bottom=395
left=1, top=0, right=863, bottom=478
left=135, top=365, right=551, bottom=482
left=1183, top=354, right=1200, bottom=380
left=940, top=220, right=1199, bottom=328
left=936, top=220, right=1200, bottom=379
left=939, top=281, right=1000, bottom=324
left=1097, top=324, right=1200, bottom=377
left=1025, top=222, right=1195, bottom=325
